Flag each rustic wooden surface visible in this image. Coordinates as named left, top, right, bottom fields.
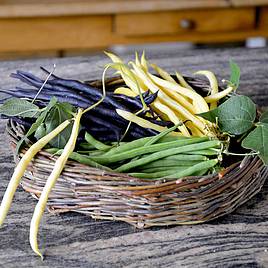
left=1, top=0, right=268, bottom=57
left=0, top=0, right=229, bottom=18
left=0, top=47, right=268, bottom=267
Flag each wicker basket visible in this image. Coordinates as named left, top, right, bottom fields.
left=6, top=76, right=268, bottom=228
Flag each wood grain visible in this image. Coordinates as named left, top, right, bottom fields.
left=0, top=1, right=266, bottom=55
left=0, top=7, right=258, bottom=54
left=0, top=2, right=266, bottom=55
left=0, top=0, right=229, bottom=18
left=115, top=8, right=255, bottom=36
left=230, top=0, right=268, bottom=6
left=0, top=15, right=112, bottom=52
left=0, top=47, right=268, bottom=267
left=1, top=15, right=267, bottom=54
left=260, top=7, right=268, bottom=30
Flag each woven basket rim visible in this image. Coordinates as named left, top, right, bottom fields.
left=5, top=74, right=264, bottom=186
left=6, top=114, right=264, bottom=188
left=4, top=76, right=268, bottom=227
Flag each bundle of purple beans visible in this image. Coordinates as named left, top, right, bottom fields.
left=0, top=68, right=174, bottom=142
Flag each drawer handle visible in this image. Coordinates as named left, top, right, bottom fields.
left=179, top=19, right=195, bottom=30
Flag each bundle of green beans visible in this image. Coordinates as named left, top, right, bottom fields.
left=47, top=125, right=222, bottom=180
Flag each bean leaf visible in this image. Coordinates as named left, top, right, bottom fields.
left=34, top=123, right=47, bottom=140
left=199, top=95, right=256, bottom=135
left=242, top=123, right=268, bottom=165
left=229, top=60, right=240, bottom=89
left=15, top=97, right=58, bottom=153
left=260, top=110, right=268, bottom=123
left=43, top=102, right=74, bottom=148
left=0, top=98, right=40, bottom=118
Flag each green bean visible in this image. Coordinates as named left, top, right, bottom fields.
left=79, top=142, right=96, bottom=150
left=137, top=165, right=195, bottom=173
left=163, top=159, right=218, bottom=179
left=129, top=167, right=186, bottom=179
left=162, top=155, right=208, bottom=161
left=76, top=150, right=98, bottom=154
left=104, top=134, right=187, bottom=156
left=144, top=124, right=179, bottom=147
left=158, top=135, right=186, bottom=143
left=47, top=147, right=107, bottom=157
left=115, top=140, right=221, bottom=172
left=85, top=132, right=111, bottom=151
left=104, top=136, right=153, bottom=155
left=137, top=159, right=205, bottom=171
left=91, top=137, right=209, bottom=164
left=69, top=152, right=111, bottom=170
left=130, top=162, right=213, bottom=179
left=46, top=149, right=111, bottom=171
left=192, top=169, right=208, bottom=176
left=185, top=148, right=220, bottom=155
left=45, top=148, right=62, bottom=154
left=88, top=151, right=106, bottom=157
left=136, top=157, right=205, bottom=169
left=111, top=141, right=127, bottom=145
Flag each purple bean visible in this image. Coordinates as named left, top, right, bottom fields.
left=46, top=78, right=128, bottom=110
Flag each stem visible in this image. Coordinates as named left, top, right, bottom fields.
left=32, top=64, right=56, bottom=103
left=223, top=150, right=259, bottom=157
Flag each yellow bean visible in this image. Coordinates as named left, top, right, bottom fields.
left=153, top=101, right=191, bottom=136
left=130, top=63, right=207, bottom=133
left=151, top=64, right=197, bottom=114
left=175, top=71, right=195, bottom=90
left=204, top=86, right=234, bottom=103
left=140, top=51, right=148, bottom=71
left=149, top=73, right=209, bottom=113
left=130, top=64, right=192, bottom=135
left=114, top=87, right=137, bottom=97
left=0, top=120, right=71, bottom=226
left=104, top=51, right=123, bottom=63
left=116, top=109, right=182, bottom=135
left=30, top=109, right=83, bottom=259
left=195, top=70, right=218, bottom=109
left=151, top=63, right=176, bottom=83
left=185, top=121, right=205, bottom=137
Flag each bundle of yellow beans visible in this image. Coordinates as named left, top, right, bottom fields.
left=105, top=52, right=235, bottom=138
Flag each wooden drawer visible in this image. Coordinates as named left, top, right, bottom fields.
left=114, top=8, right=255, bottom=36
left=259, top=6, right=268, bottom=29
left=0, top=15, right=112, bottom=52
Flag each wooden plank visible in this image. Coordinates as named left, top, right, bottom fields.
left=230, top=0, right=268, bottom=6
left=0, top=15, right=112, bottom=52
left=0, top=47, right=268, bottom=267
left=0, top=0, right=230, bottom=18
left=111, top=29, right=268, bottom=45
left=0, top=12, right=266, bottom=54
left=0, top=50, right=59, bottom=61
left=115, top=8, right=255, bottom=36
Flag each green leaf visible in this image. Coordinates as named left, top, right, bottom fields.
left=260, top=110, right=268, bottom=123
left=15, top=97, right=58, bottom=153
left=199, top=95, right=256, bottom=135
left=242, top=123, right=268, bottom=165
left=198, top=109, right=217, bottom=123
left=229, top=60, right=240, bottom=89
left=44, top=102, right=74, bottom=148
left=34, top=123, right=46, bottom=140
left=57, top=102, right=74, bottom=115
left=0, top=98, right=40, bottom=118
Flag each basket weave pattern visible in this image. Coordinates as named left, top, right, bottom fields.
left=5, top=76, right=268, bottom=228
left=7, top=120, right=268, bottom=228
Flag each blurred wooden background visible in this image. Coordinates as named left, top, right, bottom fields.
left=0, top=0, right=268, bottom=60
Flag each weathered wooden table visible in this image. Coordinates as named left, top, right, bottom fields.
left=0, top=47, right=268, bottom=268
